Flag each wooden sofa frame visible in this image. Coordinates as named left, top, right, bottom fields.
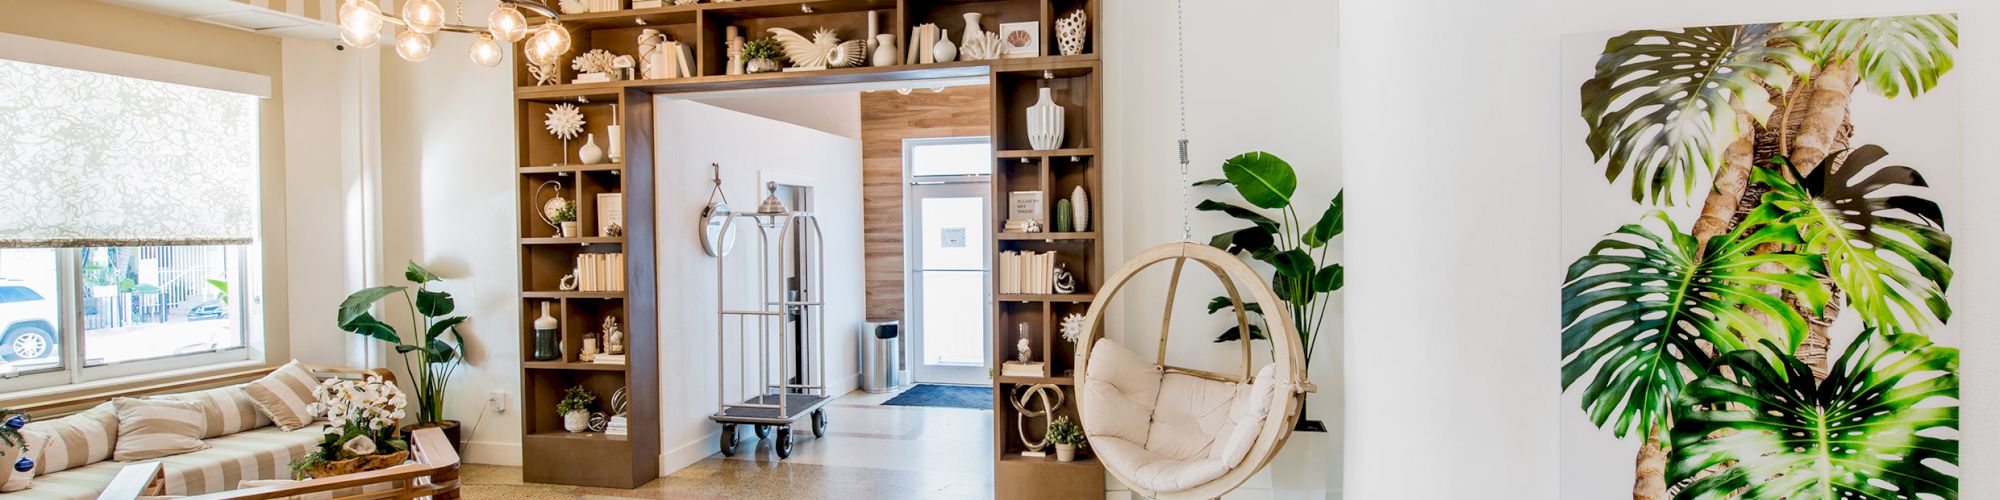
left=7, top=364, right=460, bottom=499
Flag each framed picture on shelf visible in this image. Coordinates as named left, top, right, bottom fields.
left=597, top=192, right=624, bottom=237
left=1008, top=191, right=1045, bottom=221
left=998, top=22, right=1040, bottom=58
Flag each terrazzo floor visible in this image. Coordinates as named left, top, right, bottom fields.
left=463, top=388, right=995, bottom=499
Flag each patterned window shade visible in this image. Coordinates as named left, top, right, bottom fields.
left=0, top=58, right=260, bottom=248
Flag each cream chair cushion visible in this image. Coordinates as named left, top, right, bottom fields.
left=10, top=425, right=325, bottom=500
left=1082, top=338, right=1282, bottom=494
left=112, top=397, right=210, bottom=461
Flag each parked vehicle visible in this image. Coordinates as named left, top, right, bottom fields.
left=0, top=279, right=59, bottom=362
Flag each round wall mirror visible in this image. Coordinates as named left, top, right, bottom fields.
left=700, top=202, right=736, bottom=257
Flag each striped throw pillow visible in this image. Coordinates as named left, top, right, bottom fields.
left=163, top=385, right=274, bottom=438
left=1, top=430, right=50, bottom=492
left=21, top=402, right=118, bottom=474
left=238, top=361, right=321, bottom=431
left=112, top=397, right=209, bottom=461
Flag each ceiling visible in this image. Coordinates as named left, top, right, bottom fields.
left=95, top=0, right=337, bottom=41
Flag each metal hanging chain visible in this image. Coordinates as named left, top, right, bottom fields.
left=1175, top=0, right=1192, bottom=242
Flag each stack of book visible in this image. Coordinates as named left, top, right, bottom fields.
left=576, top=253, right=626, bottom=292
left=1000, top=361, right=1045, bottom=377
left=998, top=251, right=1056, bottom=294
left=591, top=354, right=627, bottom=365
left=907, top=23, right=942, bottom=64
left=606, top=415, right=628, bottom=437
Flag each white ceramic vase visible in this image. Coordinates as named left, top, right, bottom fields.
left=638, top=29, right=667, bottom=79
left=606, top=125, right=622, bottom=162
left=962, top=12, right=984, bottom=45
left=1027, top=87, right=1065, bottom=150
left=579, top=133, right=604, bottom=164
left=1071, top=186, right=1090, bottom=231
left=1055, top=443, right=1076, bottom=462
left=560, top=221, right=580, bottom=238
left=563, top=411, right=589, bottom=432
left=933, top=29, right=957, bottom=63
left=872, top=34, right=898, bottom=67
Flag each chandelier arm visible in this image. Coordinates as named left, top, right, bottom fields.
left=374, top=0, right=560, bottom=34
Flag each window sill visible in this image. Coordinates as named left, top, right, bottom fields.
left=0, top=359, right=274, bottom=414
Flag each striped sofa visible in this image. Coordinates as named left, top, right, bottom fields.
left=2, top=365, right=393, bottom=499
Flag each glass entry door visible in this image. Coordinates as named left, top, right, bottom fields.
left=904, top=137, right=993, bottom=385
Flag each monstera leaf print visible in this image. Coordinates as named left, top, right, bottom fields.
left=1560, top=211, right=1827, bottom=438
left=1789, top=14, right=1958, bottom=98
left=1581, top=24, right=1812, bottom=205
left=1754, top=145, right=1952, bottom=332
left=1669, top=330, right=1959, bottom=499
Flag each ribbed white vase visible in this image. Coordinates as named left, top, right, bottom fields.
left=1027, top=87, right=1066, bottom=150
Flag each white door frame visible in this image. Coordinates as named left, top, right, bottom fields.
left=901, top=137, right=993, bottom=385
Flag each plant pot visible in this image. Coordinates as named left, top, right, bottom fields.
left=560, top=221, right=580, bottom=238
left=400, top=420, right=462, bottom=453
left=747, top=58, right=781, bottom=74
left=302, top=451, right=409, bottom=479
left=1055, top=443, right=1076, bottom=462
left=563, top=411, right=589, bottom=433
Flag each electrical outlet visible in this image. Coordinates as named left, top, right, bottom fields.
left=487, top=391, right=507, bottom=414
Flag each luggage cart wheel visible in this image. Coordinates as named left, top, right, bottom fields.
left=755, top=424, right=770, bottom=439
left=811, top=410, right=827, bottom=438
left=719, top=424, right=739, bottom=457
left=775, top=426, right=794, bottom=458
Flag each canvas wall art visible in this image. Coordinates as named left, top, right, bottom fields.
left=1557, top=14, right=1962, bottom=499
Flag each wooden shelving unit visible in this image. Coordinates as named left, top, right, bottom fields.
left=511, top=0, right=1101, bottom=494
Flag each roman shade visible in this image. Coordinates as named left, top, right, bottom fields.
left=0, top=33, right=267, bottom=248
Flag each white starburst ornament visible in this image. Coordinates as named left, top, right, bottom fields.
left=545, top=103, right=586, bottom=164
left=1061, top=313, right=1086, bottom=344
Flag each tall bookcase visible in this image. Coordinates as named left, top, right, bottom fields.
left=509, top=0, right=1101, bottom=492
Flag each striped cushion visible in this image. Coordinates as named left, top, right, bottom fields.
left=161, top=385, right=273, bottom=438
left=3, top=425, right=328, bottom=499
left=112, top=398, right=210, bottom=461
left=20, top=402, right=118, bottom=475
left=1, top=430, right=51, bottom=492
left=239, top=361, right=321, bottom=431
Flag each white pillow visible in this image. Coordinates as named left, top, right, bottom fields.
left=238, top=361, right=321, bottom=431
left=1, top=430, right=52, bottom=492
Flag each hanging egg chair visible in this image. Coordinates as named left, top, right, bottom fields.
left=1074, top=242, right=1313, bottom=499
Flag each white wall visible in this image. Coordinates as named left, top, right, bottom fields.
left=375, top=13, right=525, bottom=466
left=1340, top=1, right=1999, bottom=498
left=1102, top=0, right=1343, bottom=497
left=280, top=37, right=373, bottom=367
left=654, top=99, right=867, bottom=474
left=698, top=92, right=863, bottom=140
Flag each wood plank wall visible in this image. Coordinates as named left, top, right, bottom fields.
left=858, top=85, right=993, bottom=322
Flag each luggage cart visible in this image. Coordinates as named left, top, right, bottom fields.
left=710, top=200, right=829, bottom=459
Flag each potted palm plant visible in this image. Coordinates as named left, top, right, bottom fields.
left=1194, top=151, right=1342, bottom=432
left=336, top=261, right=470, bottom=450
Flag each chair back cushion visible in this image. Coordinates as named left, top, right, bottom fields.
left=1145, top=372, right=1241, bottom=461
left=162, top=385, right=273, bottom=438
left=1081, top=339, right=1163, bottom=446
left=1207, top=363, right=1279, bottom=467
left=21, top=402, right=119, bottom=474
left=238, top=361, right=321, bottom=431
left=112, top=397, right=211, bottom=461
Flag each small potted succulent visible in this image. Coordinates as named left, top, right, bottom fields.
left=1047, top=416, right=1087, bottom=462
left=557, top=386, right=596, bottom=433
left=1, top=410, right=34, bottom=481
left=552, top=200, right=580, bottom=238
left=743, top=37, right=783, bottom=74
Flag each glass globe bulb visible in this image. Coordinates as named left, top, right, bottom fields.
left=488, top=5, right=529, bottom=43
left=470, top=33, right=505, bottom=67
left=396, top=30, right=434, bottom=62
left=337, top=0, right=383, bottom=48
left=533, top=23, right=572, bottom=59
left=401, top=0, right=446, bottom=34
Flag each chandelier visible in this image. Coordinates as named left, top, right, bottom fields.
left=337, top=0, right=567, bottom=67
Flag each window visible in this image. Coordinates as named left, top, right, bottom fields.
left=906, top=136, right=993, bottom=178
left=903, top=137, right=994, bottom=384
left=0, top=39, right=267, bottom=392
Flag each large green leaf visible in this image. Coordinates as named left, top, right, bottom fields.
left=1212, top=324, right=1267, bottom=343
left=1220, top=152, right=1297, bottom=209
left=1313, top=264, right=1344, bottom=293
left=1205, top=296, right=1264, bottom=316
left=1195, top=200, right=1279, bottom=232
left=1560, top=211, right=1826, bottom=439
left=404, top=261, right=439, bottom=283
left=427, top=316, right=468, bottom=342
left=1756, top=145, right=1952, bottom=333
left=1301, top=191, right=1343, bottom=248
left=337, top=286, right=404, bottom=327
left=1789, top=14, right=1958, bottom=99
left=340, top=311, right=402, bottom=344
left=415, top=289, right=456, bottom=317
left=1582, top=24, right=1812, bottom=205
left=1669, top=331, right=1959, bottom=499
